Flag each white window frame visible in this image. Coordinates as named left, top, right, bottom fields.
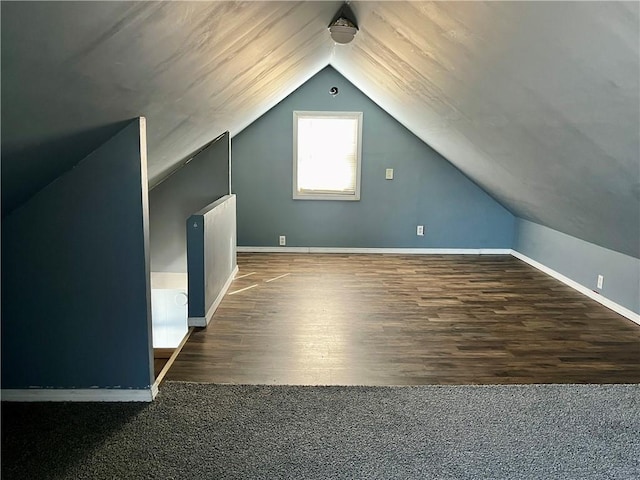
left=293, top=111, right=363, bottom=201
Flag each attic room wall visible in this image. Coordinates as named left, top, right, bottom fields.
left=186, top=194, right=237, bottom=325
left=149, top=132, right=230, bottom=273
left=1, top=118, right=153, bottom=391
left=232, top=67, right=514, bottom=249
left=515, top=219, right=640, bottom=316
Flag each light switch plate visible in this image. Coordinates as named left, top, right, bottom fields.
left=385, top=168, right=394, bottom=180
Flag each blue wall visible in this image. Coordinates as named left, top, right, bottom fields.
left=515, top=219, right=640, bottom=315
left=232, top=67, right=514, bottom=248
left=149, top=132, right=230, bottom=273
left=1, top=118, right=153, bottom=389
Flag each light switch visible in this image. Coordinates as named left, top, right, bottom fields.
left=385, top=168, right=394, bottom=180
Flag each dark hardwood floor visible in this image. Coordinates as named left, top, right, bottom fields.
left=154, top=358, right=169, bottom=379
left=166, top=253, right=640, bottom=385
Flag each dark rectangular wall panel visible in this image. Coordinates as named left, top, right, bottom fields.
left=1, top=118, right=153, bottom=390
left=186, top=214, right=206, bottom=318
left=149, top=132, right=230, bottom=273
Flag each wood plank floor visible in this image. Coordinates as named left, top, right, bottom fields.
left=166, top=253, right=640, bottom=385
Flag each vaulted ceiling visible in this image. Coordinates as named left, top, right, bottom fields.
left=2, top=1, right=639, bottom=257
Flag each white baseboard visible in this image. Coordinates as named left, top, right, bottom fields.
left=188, top=265, right=239, bottom=327
left=1, top=388, right=154, bottom=402
left=511, top=250, right=640, bottom=325
left=237, top=246, right=512, bottom=255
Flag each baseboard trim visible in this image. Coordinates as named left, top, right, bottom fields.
left=1, top=388, right=154, bottom=402
left=188, top=265, right=239, bottom=327
left=237, top=247, right=513, bottom=255
left=511, top=250, right=640, bottom=325
left=237, top=246, right=310, bottom=253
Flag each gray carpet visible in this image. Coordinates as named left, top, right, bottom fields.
left=2, top=382, right=639, bottom=479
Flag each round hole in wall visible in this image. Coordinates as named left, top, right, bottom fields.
left=329, top=86, right=339, bottom=96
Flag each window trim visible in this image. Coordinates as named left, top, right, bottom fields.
left=292, top=110, right=363, bottom=201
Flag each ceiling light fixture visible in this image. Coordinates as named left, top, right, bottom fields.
left=329, top=4, right=358, bottom=44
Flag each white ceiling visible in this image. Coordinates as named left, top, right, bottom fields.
left=2, top=1, right=639, bottom=257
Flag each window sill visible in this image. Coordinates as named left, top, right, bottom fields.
left=293, top=193, right=360, bottom=201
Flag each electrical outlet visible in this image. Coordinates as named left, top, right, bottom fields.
left=597, top=274, right=603, bottom=289
left=385, top=168, right=394, bottom=180
left=279, top=235, right=286, bottom=246
left=417, top=225, right=424, bottom=236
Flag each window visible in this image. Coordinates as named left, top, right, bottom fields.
left=293, top=111, right=363, bottom=200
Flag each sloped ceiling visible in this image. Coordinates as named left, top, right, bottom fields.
left=333, top=1, right=640, bottom=258
left=1, top=1, right=341, bottom=212
left=2, top=1, right=639, bottom=257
